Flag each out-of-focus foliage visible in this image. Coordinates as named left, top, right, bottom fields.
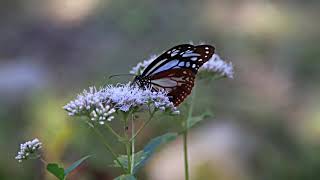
left=1, top=0, right=320, bottom=179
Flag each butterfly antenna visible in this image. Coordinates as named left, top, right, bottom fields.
left=108, top=73, right=135, bottom=79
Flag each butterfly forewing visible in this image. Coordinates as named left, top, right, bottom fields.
left=142, top=44, right=215, bottom=76
left=138, top=44, right=215, bottom=106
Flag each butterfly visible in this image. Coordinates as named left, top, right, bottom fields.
left=133, top=44, right=215, bottom=106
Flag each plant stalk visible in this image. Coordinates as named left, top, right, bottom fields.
left=105, top=122, right=122, bottom=139
left=124, top=115, right=132, bottom=174
left=183, top=83, right=197, bottom=180
left=129, top=110, right=155, bottom=142
left=130, top=114, right=135, bottom=174
left=91, top=127, right=126, bottom=172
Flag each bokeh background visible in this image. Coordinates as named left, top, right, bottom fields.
left=1, top=0, right=320, bottom=179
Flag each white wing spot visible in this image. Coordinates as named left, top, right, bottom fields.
left=167, top=50, right=171, bottom=54
left=191, top=57, right=197, bottom=61
left=192, top=64, right=196, bottom=68
left=205, top=55, right=208, bottom=58
left=171, top=52, right=178, bottom=57
left=182, top=53, right=200, bottom=57
left=199, top=59, right=202, bottom=62
left=178, top=62, right=185, bottom=66
left=186, top=62, right=190, bottom=67
left=205, top=47, right=209, bottom=50
left=205, top=51, right=209, bottom=54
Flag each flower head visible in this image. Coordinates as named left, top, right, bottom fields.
left=130, top=55, right=157, bottom=75
left=63, top=87, right=116, bottom=125
left=103, top=83, right=177, bottom=112
left=199, top=54, right=234, bottom=79
left=64, top=83, right=178, bottom=122
left=15, top=138, right=42, bottom=163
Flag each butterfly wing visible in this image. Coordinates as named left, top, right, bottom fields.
left=149, top=68, right=195, bottom=106
left=142, top=44, right=215, bottom=76
left=140, top=44, right=215, bottom=106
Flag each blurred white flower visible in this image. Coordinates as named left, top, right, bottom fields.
left=130, top=55, right=157, bottom=75
left=15, top=138, right=42, bottom=163
left=63, top=87, right=116, bottom=125
left=200, top=54, right=234, bottom=79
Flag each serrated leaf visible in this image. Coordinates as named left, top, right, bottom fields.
left=64, top=155, right=91, bottom=176
left=46, top=163, right=65, bottom=180
left=187, top=111, right=213, bottom=129
left=114, top=174, right=137, bottom=180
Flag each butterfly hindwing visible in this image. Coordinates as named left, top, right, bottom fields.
left=149, top=68, right=195, bottom=106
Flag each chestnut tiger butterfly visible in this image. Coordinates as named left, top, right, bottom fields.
left=133, top=44, right=215, bottom=106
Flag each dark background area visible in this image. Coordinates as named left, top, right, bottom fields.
left=1, top=0, right=320, bottom=179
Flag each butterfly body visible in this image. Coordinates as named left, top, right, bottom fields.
left=134, top=44, right=215, bottom=106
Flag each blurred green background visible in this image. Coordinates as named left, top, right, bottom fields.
left=1, top=0, right=320, bottom=179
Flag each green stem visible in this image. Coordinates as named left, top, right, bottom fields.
left=130, top=114, right=135, bottom=174
left=125, top=142, right=131, bottom=174
left=124, top=117, right=132, bottom=174
left=129, top=110, right=155, bottom=142
left=105, top=122, right=121, bottom=139
left=91, top=127, right=126, bottom=172
left=39, top=158, right=47, bottom=165
left=183, top=131, right=189, bottom=180
left=183, top=83, right=197, bottom=180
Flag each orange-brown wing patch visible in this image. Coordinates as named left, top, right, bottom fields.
left=150, top=69, right=195, bottom=106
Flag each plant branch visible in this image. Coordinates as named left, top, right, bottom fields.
left=39, top=158, right=48, bottom=165
left=129, top=110, right=155, bottom=142
left=183, top=83, right=197, bottom=180
left=104, top=122, right=122, bottom=139
left=130, top=114, right=135, bottom=174
left=91, top=127, right=126, bottom=172
left=124, top=115, right=131, bottom=174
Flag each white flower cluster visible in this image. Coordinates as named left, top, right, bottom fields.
left=64, top=83, right=178, bottom=121
left=63, top=87, right=116, bottom=125
left=130, top=55, right=157, bottom=75
left=200, top=54, right=234, bottom=79
left=90, top=104, right=116, bottom=124
left=103, top=83, right=178, bottom=113
left=15, top=138, right=42, bottom=163
left=130, top=52, right=234, bottom=79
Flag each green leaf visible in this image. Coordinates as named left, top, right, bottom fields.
left=134, top=132, right=178, bottom=173
left=187, top=111, right=213, bottom=129
left=46, top=163, right=65, bottom=180
left=64, top=155, right=91, bottom=176
left=113, top=150, right=146, bottom=169
left=114, top=174, right=137, bottom=180
left=112, top=133, right=178, bottom=174
left=112, top=154, right=129, bottom=170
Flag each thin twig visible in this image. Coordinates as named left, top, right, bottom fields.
left=129, top=110, right=155, bottom=142
left=124, top=115, right=131, bottom=174
left=130, top=113, right=135, bottom=174
left=104, top=122, right=122, bottom=139
left=91, top=127, right=126, bottom=172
